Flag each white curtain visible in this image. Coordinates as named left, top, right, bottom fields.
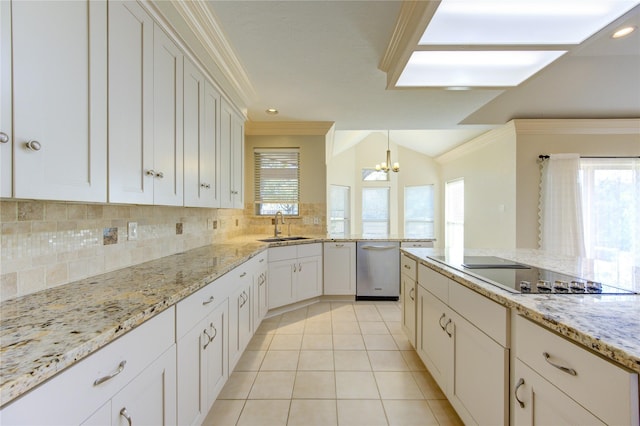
left=539, top=153, right=586, bottom=257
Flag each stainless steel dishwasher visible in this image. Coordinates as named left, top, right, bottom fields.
left=356, top=241, right=400, bottom=300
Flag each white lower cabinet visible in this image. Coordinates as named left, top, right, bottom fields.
left=252, top=253, right=269, bottom=331
left=513, top=359, right=605, bottom=426
left=416, top=264, right=509, bottom=425
left=323, top=242, right=356, bottom=295
left=513, top=315, right=639, bottom=426
left=268, top=243, right=323, bottom=309
left=0, top=307, right=176, bottom=426
left=229, top=271, right=253, bottom=371
left=400, top=253, right=418, bottom=348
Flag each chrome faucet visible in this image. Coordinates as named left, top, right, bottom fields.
left=274, top=211, right=285, bottom=236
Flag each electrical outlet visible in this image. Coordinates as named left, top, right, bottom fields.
left=235, top=219, right=239, bottom=227
left=127, top=222, right=138, bottom=241
left=176, top=223, right=183, bottom=235
left=213, top=220, right=218, bottom=230
left=313, top=217, right=320, bottom=225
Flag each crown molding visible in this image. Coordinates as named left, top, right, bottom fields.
left=379, top=1, right=440, bottom=89
left=512, top=118, right=640, bottom=135
left=436, top=122, right=515, bottom=164
left=245, top=121, right=335, bottom=136
left=168, top=1, right=256, bottom=107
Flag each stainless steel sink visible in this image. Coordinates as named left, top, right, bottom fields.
left=257, top=236, right=311, bottom=242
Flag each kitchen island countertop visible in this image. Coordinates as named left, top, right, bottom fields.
left=401, top=247, right=640, bottom=374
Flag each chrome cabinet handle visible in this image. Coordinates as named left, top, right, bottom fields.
left=439, top=313, right=446, bottom=330
left=202, top=295, right=215, bottom=306
left=298, top=263, right=302, bottom=272
left=403, top=264, right=411, bottom=269
left=120, top=407, right=132, bottom=426
left=259, top=258, right=265, bottom=263
left=240, top=272, right=247, bottom=278
left=0, top=132, right=8, bottom=143
left=231, top=190, right=238, bottom=194
left=200, top=183, right=211, bottom=188
left=293, top=264, right=297, bottom=273
left=25, top=140, right=41, bottom=151
left=444, top=319, right=453, bottom=338
left=361, top=245, right=395, bottom=250
left=515, top=378, right=525, bottom=408
left=409, top=288, right=415, bottom=301
left=335, top=243, right=344, bottom=247
left=543, top=352, right=577, bottom=376
left=203, top=323, right=217, bottom=349
left=155, top=171, right=164, bottom=178
left=145, top=169, right=156, bottom=177
left=94, top=360, right=127, bottom=386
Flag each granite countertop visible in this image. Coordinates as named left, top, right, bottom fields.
left=401, top=248, right=640, bottom=374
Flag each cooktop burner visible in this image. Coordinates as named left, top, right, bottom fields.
left=427, top=255, right=637, bottom=295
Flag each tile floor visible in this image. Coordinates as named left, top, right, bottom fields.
left=203, top=301, right=463, bottom=426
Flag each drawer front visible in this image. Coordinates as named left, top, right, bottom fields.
left=297, top=242, right=322, bottom=258
left=252, top=251, right=268, bottom=271
left=0, top=307, right=175, bottom=425
left=515, top=315, right=639, bottom=426
left=401, top=253, right=417, bottom=280
left=449, top=282, right=508, bottom=347
left=268, top=245, right=297, bottom=262
left=418, top=264, right=449, bottom=303
left=176, top=273, right=230, bottom=339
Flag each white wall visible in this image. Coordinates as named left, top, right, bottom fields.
left=438, top=123, right=518, bottom=249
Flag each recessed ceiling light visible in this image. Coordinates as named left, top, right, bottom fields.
left=420, top=0, right=640, bottom=45
left=397, top=50, right=566, bottom=87
left=265, top=108, right=279, bottom=115
left=612, top=26, right=637, bottom=38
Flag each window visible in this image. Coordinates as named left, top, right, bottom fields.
left=404, top=185, right=435, bottom=238
left=362, top=187, right=389, bottom=236
left=445, top=179, right=464, bottom=250
left=580, top=158, right=639, bottom=263
left=362, top=168, right=389, bottom=181
left=329, top=185, right=351, bottom=237
left=254, top=148, right=300, bottom=215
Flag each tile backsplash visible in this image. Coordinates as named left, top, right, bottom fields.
left=0, top=200, right=244, bottom=301
left=0, top=200, right=326, bottom=301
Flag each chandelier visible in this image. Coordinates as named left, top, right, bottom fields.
left=375, top=130, right=400, bottom=173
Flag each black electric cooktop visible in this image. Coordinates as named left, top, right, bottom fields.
left=427, top=255, right=637, bottom=295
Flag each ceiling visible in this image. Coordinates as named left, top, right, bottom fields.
left=199, top=1, right=640, bottom=158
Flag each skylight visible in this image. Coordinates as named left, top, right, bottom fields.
left=395, top=0, right=639, bottom=87
left=420, top=0, right=640, bottom=45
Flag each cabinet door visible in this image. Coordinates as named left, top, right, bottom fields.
left=514, top=359, right=605, bottom=426
left=230, top=111, right=244, bottom=209
left=203, top=302, right=228, bottom=409
left=268, top=260, right=295, bottom=309
left=323, top=242, right=356, bottom=295
left=12, top=0, right=107, bottom=202
left=108, top=0, right=154, bottom=204
left=229, top=284, right=252, bottom=370
left=450, top=311, right=508, bottom=426
left=417, top=285, right=452, bottom=393
left=401, top=275, right=416, bottom=348
left=203, top=80, right=221, bottom=206
left=177, top=318, right=208, bottom=426
left=0, top=0, right=12, bottom=197
left=111, top=346, right=177, bottom=426
left=219, top=100, right=233, bottom=208
left=253, top=268, right=268, bottom=331
left=152, top=24, right=183, bottom=206
left=297, top=256, right=322, bottom=301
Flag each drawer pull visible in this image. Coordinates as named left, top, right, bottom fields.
left=120, top=407, right=132, bottom=426
left=439, top=313, right=446, bottom=330
left=335, top=243, right=344, bottom=247
left=202, top=296, right=215, bottom=306
left=515, top=378, right=525, bottom=408
left=444, top=319, right=453, bottom=338
left=240, top=272, right=247, bottom=278
left=259, top=258, right=265, bottom=263
left=403, top=264, right=411, bottom=269
left=409, top=287, right=415, bottom=301
left=93, top=360, right=126, bottom=386
left=543, top=352, right=577, bottom=376
left=203, top=324, right=217, bottom=349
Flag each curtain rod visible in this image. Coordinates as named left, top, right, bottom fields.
left=538, top=155, right=640, bottom=160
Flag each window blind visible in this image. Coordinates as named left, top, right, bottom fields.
left=254, top=148, right=300, bottom=204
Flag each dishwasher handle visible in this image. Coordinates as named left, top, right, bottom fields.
left=360, top=245, right=397, bottom=250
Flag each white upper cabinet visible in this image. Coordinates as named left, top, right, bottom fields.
left=108, top=4, right=184, bottom=206
left=0, top=1, right=11, bottom=198
left=152, top=24, right=184, bottom=206
left=107, top=0, right=154, bottom=204
left=10, top=0, right=107, bottom=202
left=183, top=58, right=220, bottom=208
left=220, top=99, right=244, bottom=209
